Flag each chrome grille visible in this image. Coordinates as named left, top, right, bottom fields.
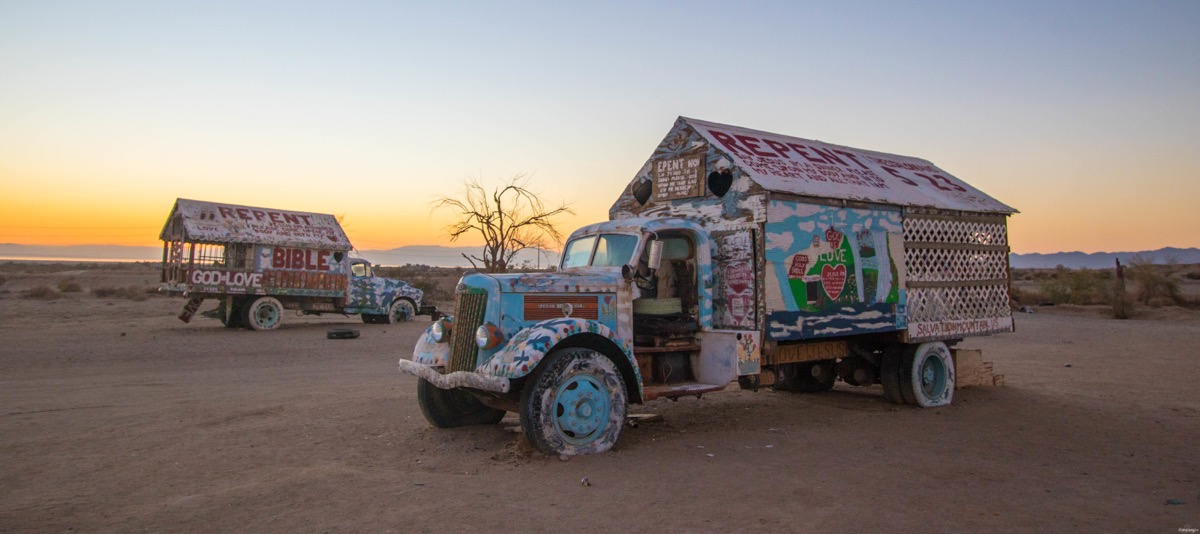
left=449, top=292, right=487, bottom=373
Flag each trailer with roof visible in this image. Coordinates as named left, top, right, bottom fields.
left=399, top=117, right=1016, bottom=456
left=159, top=198, right=431, bottom=330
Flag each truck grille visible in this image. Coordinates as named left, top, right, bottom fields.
left=449, top=292, right=487, bottom=373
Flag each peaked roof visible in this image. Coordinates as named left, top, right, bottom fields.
left=681, top=117, right=1015, bottom=214
left=159, top=198, right=352, bottom=250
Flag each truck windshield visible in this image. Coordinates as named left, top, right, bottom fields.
left=561, top=234, right=639, bottom=269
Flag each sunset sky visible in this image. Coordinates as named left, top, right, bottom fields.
left=1, top=1, right=1197, bottom=255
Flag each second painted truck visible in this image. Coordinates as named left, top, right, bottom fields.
left=399, top=117, right=1016, bottom=455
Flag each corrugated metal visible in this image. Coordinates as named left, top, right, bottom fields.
left=158, top=198, right=352, bottom=250
left=449, top=292, right=487, bottom=373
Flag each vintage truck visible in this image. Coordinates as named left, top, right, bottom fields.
left=399, top=117, right=1016, bottom=455
left=159, top=198, right=431, bottom=330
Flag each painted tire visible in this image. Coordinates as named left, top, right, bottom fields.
left=880, top=345, right=905, bottom=404
left=899, top=342, right=955, bottom=408
left=244, top=297, right=284, bottom=331
left=520, top=347, right=627, bottom=456
left=386, top=298, right=416, bottom=324
left=417, top=379, right=506, bottom=428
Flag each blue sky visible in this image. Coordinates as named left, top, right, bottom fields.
left=1, top=0, right=1197, bottom=253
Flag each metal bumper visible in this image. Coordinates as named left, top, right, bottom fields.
left=398, top=359, right=511, bottom=394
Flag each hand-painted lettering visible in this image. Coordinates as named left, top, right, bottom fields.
left=708, top=130, right=751, bottom=156
left=735, top=135, right=778, bottom=158
left=272, top=247, right=332, bottom=271
left=190, top=269, right=263, bottom=287
left=213, top=206, right=314, bottom=225
left=881, top=166, right=919, bottom=186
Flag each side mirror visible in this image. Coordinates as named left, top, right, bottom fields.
left=622, top=263, right=634, bottom=281
left=647, top=240, right=664, bottom=271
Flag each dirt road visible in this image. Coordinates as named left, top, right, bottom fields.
left=1, top=271, right=1198, bottom=532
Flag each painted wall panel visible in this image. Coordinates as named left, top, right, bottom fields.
left=764, top=200, right=905, bottom=341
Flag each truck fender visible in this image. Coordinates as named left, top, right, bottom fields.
left=412, top=323, right=451, bottom=367
left=480, top=318, right=643, bottom=402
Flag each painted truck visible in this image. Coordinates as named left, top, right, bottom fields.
left=159, top=198, right=432, bottom=330
left=399, top=117, right=1016, bottom=455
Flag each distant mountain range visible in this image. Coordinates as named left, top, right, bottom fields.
left=1, top=243, right=1195, bottom=270
left=1009, top=247, right=1200, bottom=269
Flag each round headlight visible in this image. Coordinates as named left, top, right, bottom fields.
left=474, top=323, right=505, bottom=350
left=431, top=319, right=452, bottom=343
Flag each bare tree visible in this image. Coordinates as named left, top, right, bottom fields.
left=432, top=175, right=574, bottom=273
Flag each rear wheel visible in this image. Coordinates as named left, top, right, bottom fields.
left=880, top=345, right=905, bottom=404
left=244, top=297, right=284, bottom=331
left=900, top=342, right=954, bottom=407
left=221, top=299, right=246, bottom=328
left=520, top=348, right=627, bottom=456
left=774, top=361, right=835, bottom=393
left=417, top=379, right=506, bottom=428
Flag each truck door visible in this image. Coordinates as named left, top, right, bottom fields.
left=348, top=261, right=376, bottom=310
left=711, top=229, right=756, bottom=329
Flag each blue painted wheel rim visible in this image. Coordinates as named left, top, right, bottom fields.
left=919, top=355, right=947, bottom=399
left=552, top=374, right=611, bottom=445
left=254, top=303, right=280, bottom=328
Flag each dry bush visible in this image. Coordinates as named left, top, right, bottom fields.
left=0, top=274, right=6, bottom=287
left=1036, top=266, right=1111, bottom=305
left=23, top=286, right=62, bottom=300
left=58, top=280, right=83, bottom=293
left=92, top=285, right=149, bottom=301
left=1126, top=256, right=1181, bottom=306
left=1110, top=282, right=1133, bottom=319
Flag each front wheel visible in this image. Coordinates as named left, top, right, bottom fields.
left=416, top=379, right=506, bottom=428
left=520, top=348, right=627, bottom=456
left=244, top=297, right=283, bottom=331
left=386, top=298, right=416, bottom=324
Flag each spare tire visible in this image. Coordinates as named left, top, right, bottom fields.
left=327, top=328, right=360, bottom=340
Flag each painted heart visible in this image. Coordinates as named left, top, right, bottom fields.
left=821, top=264, right=847, bottom=300
left=632, top=178, right=653, bottom=205
left=707, top=169, right=733, bottom=197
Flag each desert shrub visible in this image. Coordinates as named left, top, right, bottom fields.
left=23, top=285, right=62, bottom=300
left=1110, top=282, right=1133, bottom=319
left=58, top=280, right=83, bottom=292
left=1036, top=266, right=1110, bottom=305
left=1184, top=271, right=1200, bottom=281
left=1126, top=256, right=1181, bottom=305
left=0, top=274, right=6, bottom=286
left=92, top=285, right=149, bottom=301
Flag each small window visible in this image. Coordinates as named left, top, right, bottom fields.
left=562, top=236, right=597, bottom=269
left=351, top=262, right=370, bottom=277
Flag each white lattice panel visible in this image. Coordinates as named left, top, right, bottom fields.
left=905, top=248, right=1009, bottom=283
left=907, top=285, right=1012, bottom=323
left=903, top=217, right=1008, bottom=247
left=903, top=215, right=1013, bottom=337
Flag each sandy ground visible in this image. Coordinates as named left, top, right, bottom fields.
left=1, top=265, right=1199, bottom=533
